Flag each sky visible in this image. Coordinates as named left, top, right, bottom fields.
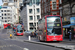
left=0, top=0, right=3, bottom=6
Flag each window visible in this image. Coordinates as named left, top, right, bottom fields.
left=29, top=2, right=32, bottom=6
left=2, top=14, right=3, bottom=16
left=59, top=0, right=62, bottom=4
left=29, top=9, right=32, bottom=13
left=34, top=16, right=36, bottom=21
left=38, top=19, right=42, bottom=24
left=52, top=2, right=56, bottom=9
left=19, top=0, right=22, bottom=2
left=5, top=17, right=7, bottom=19
left=2, top=20, right=4, bottom=22
left=5, top=20, right=7, bottom=22
left=36, top=0, right=40, bottom=5
left=29, top=16, right=33, bottom=20
left=8, top=17, right=10, bottom=19
left=14, top=0, right=17, bottom=2
left=37, top=8, right=39, bottom=13
left=4, top=14, right=6, bottom=16
left=52, top=12, right=57, bottom=15
left=37, top=15, right=40, bottom=20
left=29, top=23, right=33, bottom=26
left=34, top=9, right=35, bottom=14
left=4, top=10, right=6, bottom=12
left=1, top=10, right=3, bottom=12
left=29, top=0, right=32, bottom=6
left=8, top=20, right=11, bottom=22
left=30, top=28, right=33, bottom=30
left=53, top=14, right=56, bottom=15
left=9, top=0, right=13, bottom=2
left=33, top=0, right=35, bottom=4
left=2, top=17, right=3, bottom=19
left=37, top=22, right=38, bottom=26
left=7, top=10, right=10, bottom=12
left=72, top=5, right=75, bottom=13
left=8, top=13, right=10, bottom=16
left=34, top=23, right=36, bottom=26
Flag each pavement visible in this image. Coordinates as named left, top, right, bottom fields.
left=23, top=37, right=75, bottom=50
left=63, top=39, right=75, bottom=43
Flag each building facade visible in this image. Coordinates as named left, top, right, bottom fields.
left=61, top=0, right=75, bottom=39
left=62, top=0, right=75, bottom=22
left=20, top=0, right=41, bottom=32
left=41, top=0, right=60, bottom=18
left=0, top=6, right=2, bottom=28
left=2, top=0, right=23, bottom=24
left=1, top=6, right=14, bottom=25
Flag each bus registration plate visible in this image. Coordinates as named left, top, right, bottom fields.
left=53, top=40, right=57, bottom=41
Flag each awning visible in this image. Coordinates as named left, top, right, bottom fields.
left=63, top=24, right=75, bottom=28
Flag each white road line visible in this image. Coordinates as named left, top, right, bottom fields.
left=0, top=44, right=27, bottom=50
left=23, top=48, right=29, bottom=50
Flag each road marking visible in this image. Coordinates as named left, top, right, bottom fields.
left=0, top=44, right=23, bottom=49
left=23, top=48, right=29, bottom=50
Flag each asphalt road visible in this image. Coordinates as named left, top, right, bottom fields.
left=0, top=29, right=65, bottom=50
left=0, top=40, right=63, bottom=50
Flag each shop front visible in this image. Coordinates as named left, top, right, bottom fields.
left=63, top=17, right=75, bottom=39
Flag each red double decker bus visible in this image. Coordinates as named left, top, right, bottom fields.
left=16, top=24, right=24, bottom=36
left=37, top=15, right=63, bottom=41
left=4, top=24, right=11, bottom=29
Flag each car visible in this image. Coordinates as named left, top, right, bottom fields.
left=24, top=31, right=32, bottom=37
left=24, top=31, right=31, bottom=34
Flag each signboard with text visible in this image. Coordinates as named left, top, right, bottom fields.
left=70, top=17, right=75, bottom=24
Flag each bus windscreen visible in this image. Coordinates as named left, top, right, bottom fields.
left=47, top=16, right=62, bottom=35
left=17, top=25, right=23, bottom=33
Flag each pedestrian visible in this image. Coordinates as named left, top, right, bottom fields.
left=68, top=30, right=72, bottom=41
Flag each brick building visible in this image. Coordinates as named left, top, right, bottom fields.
left=41, top=0, right=60, bottom=18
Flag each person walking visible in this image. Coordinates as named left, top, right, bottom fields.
left=68, top=30, right=72, bottom=41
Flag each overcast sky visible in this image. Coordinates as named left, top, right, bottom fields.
left=0, top=0, right=3, bottom=6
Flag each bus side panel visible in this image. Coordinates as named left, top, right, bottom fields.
left=45, top=16, right=47, bottom=41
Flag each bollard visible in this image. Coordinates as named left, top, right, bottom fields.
left=29, top=36, right=31, bottom=41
